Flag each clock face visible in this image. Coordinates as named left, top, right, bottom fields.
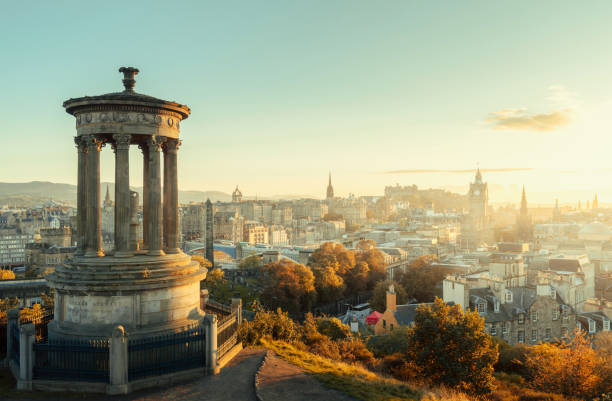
left=474, top=189, right=480, bottom=196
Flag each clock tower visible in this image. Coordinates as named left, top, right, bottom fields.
left=465, top=168, right=489, bottom=245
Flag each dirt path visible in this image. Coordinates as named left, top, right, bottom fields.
left=256, top=352, right=358, bottom=401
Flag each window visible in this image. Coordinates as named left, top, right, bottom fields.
left=477, top=301, right=486, bottom=313
left=531, top=329, right=538, bottom=341
left=502, top=323, right=509, bottom=336
left=490, top=324, right=497, bottom=336
left=518, top=330, right=525, bottom=343
left=589, top=319, right=596, bottom=334
left=505, top=291, right=513, bottom=303
left=382, top=320, right=386, bottom=328
left=552, top=309, right=559, bottom=321
left=604, top=320, right=610, bottom=332
left=518, top=313, right=524, bottom=324
left=562, top=309, right=569, bottom=322
left=390, top=324, right=394, bottom=331
left=494, top=300, right=500, bottom=313
left=545, top=328, right=551, bottom=340
left=531, top=310, right=538, bottom=322
left=551, top=289, right=556, bottom=299
left=561, top=327, right=569, bottom=337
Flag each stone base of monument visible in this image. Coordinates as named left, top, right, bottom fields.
left=46, top=251, right=207, bottom=341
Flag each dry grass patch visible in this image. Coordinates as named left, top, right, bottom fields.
left=261, top=338, right=419, bottom=401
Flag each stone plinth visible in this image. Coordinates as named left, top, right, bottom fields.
left=47, top=252, right=206, bottom=340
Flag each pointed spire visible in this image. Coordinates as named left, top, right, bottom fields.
left=103, top=184, right=112, bottom=207
left=326, top=171, right=334, bottom=199
left=520, top=185, right=528, bottom=216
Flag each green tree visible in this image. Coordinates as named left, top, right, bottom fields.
left=396, top=255, right=451, bottom=303
left=407, top=298, right=498, bottom=395
left=238, top=254, right=262, bottom=270
left=369, top=280, right=408, bottom=312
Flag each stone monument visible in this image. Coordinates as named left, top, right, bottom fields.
left=46, top=67, right=207, bottom=340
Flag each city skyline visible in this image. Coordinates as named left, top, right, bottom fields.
left=2, top=1, right=612, bottom=202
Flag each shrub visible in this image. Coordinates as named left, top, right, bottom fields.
left=315, top=316, right=351, bottom=340
left=238, top=302, right=300, bottom=345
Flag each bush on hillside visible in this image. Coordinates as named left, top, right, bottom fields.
left=238, top=301, right=300, bottom=345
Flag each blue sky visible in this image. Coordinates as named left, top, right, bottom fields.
left=1, top=1, right=612, bottom=203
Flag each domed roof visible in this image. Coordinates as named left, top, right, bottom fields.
left=579, top=222, right=612, bottom=236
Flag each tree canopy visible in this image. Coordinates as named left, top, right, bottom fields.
left=260, top=259, right=316, bottom=316
left=407, top=298, right=498, bottom=395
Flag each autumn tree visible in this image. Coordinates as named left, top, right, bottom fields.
left=0, top=269, right=16, bottom=280
left=407, top=298, right=498, bottom=395
left=524, top=328, right=609, bottom=398
left=313, top=266, right=345, bottom=304
left=356, top=248, right=386, bottom=288
left=260, top=259, right=316, bottom=316
left=309, top=242, right=355, bottom=275
left=369, top=280, right=408, bottom=312
left=343, top=261, right=370, bottom=293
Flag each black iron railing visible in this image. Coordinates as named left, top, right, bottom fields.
left=217, top=314, right=238, bottom=358
left=127, top=326, right=205, bottom=381
left=33, top=339, right=110, bottom=383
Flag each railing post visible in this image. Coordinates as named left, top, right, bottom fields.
left=4, top=309, right=18, bottom=367
left=231, top=298, right=242, bottom=324
left=109, top=325, right=128, bottom=395
left=203, top=314, right=219, bottom=375
left=17, top=323, right=35, bottom=390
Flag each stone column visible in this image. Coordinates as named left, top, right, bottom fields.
left=113, top=134, right=131, bottom=257
left=231, top=297, right=242, bottom=324
left=17, top=323, right=35, bottom=390
left=5, top=309, right=18, bottom=365
left=85, top=135, right=104, bottom=257
left=163, top=139, right=181, bottom=254
left=74, top=136, right=88, bottom=255
left=139, top=143, right=149, bottom=250
left=109, top=325, right=128, bottom=395
left=147, top=136, right=165, bottom=256
left=203, top=314, right=219, bottom=375
left=129, top=191, right=139, bottom=252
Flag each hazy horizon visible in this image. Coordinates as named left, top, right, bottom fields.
left=2, top=1, right=612, bottom=204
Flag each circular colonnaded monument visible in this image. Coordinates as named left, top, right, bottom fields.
left=46, top=67, right=207, bottom=341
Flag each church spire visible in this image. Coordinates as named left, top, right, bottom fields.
left=326, top=171, right=334, bottom=199
left=520, top=185, right=528, bottom=216
left=103, top=184, right=112, bottom=207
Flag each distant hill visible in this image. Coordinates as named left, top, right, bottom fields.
left=0, top=181, right=231, bottom=207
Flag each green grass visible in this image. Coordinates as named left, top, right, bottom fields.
left=261, top=338, right=420, bottom=401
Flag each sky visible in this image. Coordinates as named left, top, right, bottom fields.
left=1, top=1, right=612, bottom=204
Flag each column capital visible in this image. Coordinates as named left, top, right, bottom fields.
left=111, top=133, right=131, bottom=152
left=147, top=135, right=166, bottom=153
left=84, top=134, right=106, bottom=151
left=74, top=136, right=88, bottom=153
left=163, top=138, right=182, bottom=153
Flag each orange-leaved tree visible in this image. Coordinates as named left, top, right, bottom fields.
left=407, top=298, right=498, bottom=395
